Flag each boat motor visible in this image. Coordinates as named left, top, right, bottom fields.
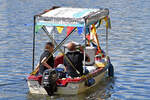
left=42, top=69, right=58, bottom=95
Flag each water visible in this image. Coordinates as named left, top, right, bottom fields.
left=0, top=0, right=150, bottom=100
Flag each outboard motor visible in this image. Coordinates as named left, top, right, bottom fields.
left=42, top=69, right=58, bottom=96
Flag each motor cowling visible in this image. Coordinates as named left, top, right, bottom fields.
left=42, top=69, right=58, bottom=96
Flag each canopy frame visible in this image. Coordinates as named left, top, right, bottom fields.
left=32, top=6, right=111, bottom=71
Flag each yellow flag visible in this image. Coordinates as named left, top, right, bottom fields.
left=91, top=24, right=102, bottom=53
left=104, top=16, right=109, bottom=29
left=91, top=24, right=96, bottom=34
left=56, top=26, right=64, bottom=34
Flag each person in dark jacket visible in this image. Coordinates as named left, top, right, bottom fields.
left=39, top=42, right=54, bottom=75
left=64, top=42, right=90, bottom=78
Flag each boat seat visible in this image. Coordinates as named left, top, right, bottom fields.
left=85, top=46, right=96, bottom=66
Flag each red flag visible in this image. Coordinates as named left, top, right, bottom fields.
left=67, top=27, right=74, bottom=36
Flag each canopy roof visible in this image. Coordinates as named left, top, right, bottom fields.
left=35, top=7, right=109, bottom=27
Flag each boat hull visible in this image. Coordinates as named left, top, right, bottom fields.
left=27, top=66, right=108, bottom=95
left=55, top=70, right=106, bottom=95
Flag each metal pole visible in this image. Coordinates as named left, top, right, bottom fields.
left=83, top=19, right=87, bottom=67
left=106, top=27, right=108, bottom=56
left=32, top=16, right=36, bottom=71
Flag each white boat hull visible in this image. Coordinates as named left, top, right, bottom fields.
left=27, top=66, right=108, bottom=95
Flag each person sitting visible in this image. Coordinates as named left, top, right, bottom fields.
left=64, top=42, right=90, bottom=78
left=39, top=42, right=54, bottom=75
left=54, top=53, right=64, bottom=68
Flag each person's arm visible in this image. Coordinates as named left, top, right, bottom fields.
left=43, top=62, right=52, bottom=69
left=41, top=57, right=52, bottom=69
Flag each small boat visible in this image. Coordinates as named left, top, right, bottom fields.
left=27, top=6, right=114, bottom=95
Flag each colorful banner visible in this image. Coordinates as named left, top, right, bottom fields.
left=46, top=26, right=54, bottom=33
left=35, top=25, right=43, bottom=33
left=77, top=27, right=83, bottom=35
left=56, top=26, right=64, bottom=34
left=67, top=26, right=74, bottom=36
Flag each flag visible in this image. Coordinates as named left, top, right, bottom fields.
left=91, top=24, right=96, bottom=34
left=104, top=16, right=108, bottom=29
left=67, top=26, right=74, bottom=36
left=90, top=24, right=101, bottom=53
left=56, top=26, right=64, bottom=34
left=77, top=27, right=83, bottom=35
left=35, top=25, right=43, bottom=33
left=46, top=26, right=54, bottom=33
